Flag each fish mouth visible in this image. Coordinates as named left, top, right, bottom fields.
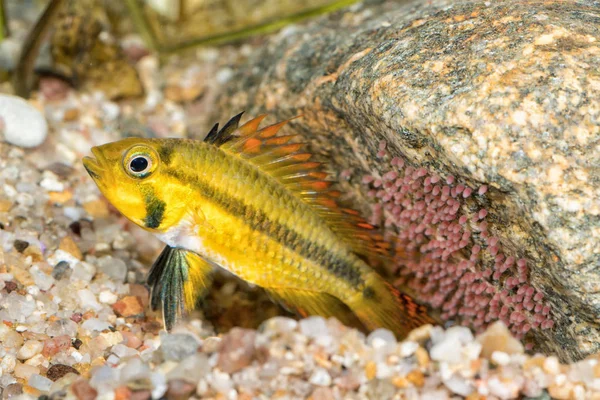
left=82, top=147, right=105, bottom=181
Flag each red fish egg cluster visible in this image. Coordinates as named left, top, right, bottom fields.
left=362, top=142, right=554, bottom=340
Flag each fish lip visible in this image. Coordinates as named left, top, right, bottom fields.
left=82, top=147, right=105, bottom=180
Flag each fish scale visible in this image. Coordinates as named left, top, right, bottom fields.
left=82, top=112, right=437, bottom=334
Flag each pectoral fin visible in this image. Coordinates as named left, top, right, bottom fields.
left=264, top=287, right=364, bottom=330
left=147, top=245, right=214, bottom=331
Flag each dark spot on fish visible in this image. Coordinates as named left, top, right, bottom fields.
left=363, top=286, right=376, bottom=299
left=144, top=196, right=166, bottom=229
left=158, top=142, right=175, bottom=165
left=140, top=185, right=166, bottom=229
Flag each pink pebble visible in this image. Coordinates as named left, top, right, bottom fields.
left=446, top=175, right=455, bottom=185
left=478, top=209, right=488, bottom=220
left=462, top=187, right=473, bottom=198
left=378, top=141, right=387, bottom=151
left=478, top=185, right=488, bottom=195
left=377, top=150, right=386, bottom=158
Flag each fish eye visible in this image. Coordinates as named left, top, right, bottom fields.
left=122, top=145, right=158, bottom=179
left=129, top=156, right=150, bottom=173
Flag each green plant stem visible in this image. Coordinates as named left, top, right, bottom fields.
left=13, top=0, right=66, bottom=98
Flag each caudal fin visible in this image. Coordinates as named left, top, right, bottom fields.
left=350, top=273, right=436, bottom=338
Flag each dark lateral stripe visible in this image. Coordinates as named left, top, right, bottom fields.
left=164, top=168, right=364, bottom=286
left=141, top=185, right=166, bottom=229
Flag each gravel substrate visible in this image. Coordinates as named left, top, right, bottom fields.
left=1, top=16, right=600, bottom=400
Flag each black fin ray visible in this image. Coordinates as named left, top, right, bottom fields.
left=147, top=245, right=214, bottom=331
left=204, top=111, right=245, bottom=146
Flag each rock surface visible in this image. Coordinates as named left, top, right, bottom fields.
left=212, top=0, right=600, bottom=362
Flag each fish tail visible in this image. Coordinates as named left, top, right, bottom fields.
left=350, top=273, right=436, bottom=339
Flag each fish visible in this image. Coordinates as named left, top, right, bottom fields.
left=82, top=112, right=435, bottom=336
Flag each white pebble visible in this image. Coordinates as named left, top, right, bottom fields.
left=40, top=178, right=64, bottom=192
left=299, top=316, right=329, bottom=338
left=99, top=290, right=118, bottom=304
left=309, top=368, right=332, bottom=386
left=430, top=337, right=462, bottom=364
left=17, top=340, right=43, bottom=360
left=0, top=354, right=16, bottom=373
left=399, top=341, right=419, bottom=357
left=77, top=289, right=102, bottom=311
left=444, top=374, right=475, bottom=396
left=81, top=318, right=112, bottom=332
left=0, top=94, right=48, bottom=148
left=491, top=351, right=511, bottom=366
left=367, top=328, right=397, bottom=351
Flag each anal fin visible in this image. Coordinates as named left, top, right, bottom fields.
left=147, top=246, right=214, bottom=331
left=264, top=287, right=364, bottom=330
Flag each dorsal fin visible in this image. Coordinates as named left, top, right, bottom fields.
left=204, top=112, right=245, bottom=146
left=210, top=114, right=393, bottom=263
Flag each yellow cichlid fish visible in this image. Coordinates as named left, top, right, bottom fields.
left=82, top=113, right=434, bottom=336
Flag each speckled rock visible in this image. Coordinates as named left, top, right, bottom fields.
left=213, top=0, right=600, bottom=362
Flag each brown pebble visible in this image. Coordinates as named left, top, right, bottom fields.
left=130, top=390, right=152, bottom=400
left=407, top=370, right=425, bottom=387
left=47, top=364, right=80, bottom=381
left=128, top=284, right=150, bottom=308
left=63, top=108, right=80, bottom=122
left=548, top=383, right=572, bottom=399
left=22, top=385, right=41, bottom=397
left=72, top=338, right=83, bottom=350
left=165, top=379, right=195, bottom=400
left=309, top=387, right=334, bottom=400
left=71, top=379, right=97, bottom=400
left=114, top=386, right=132, bottom=400
left=476, top=321, right=524, bottom=359
left=82, top=311, right=96, bottom=320
left=0, top=199, right=13, bottom=212
left=392, top=376, right=409, bottom=388
left=365, top=361, right=376, bottom=380
left=415, top=347, right=430, bottom=368
left=141, top=320, right=162, bottom=334
left=3, top=383, right=23, bottom=398
left=13, top=240, right=29, bottom=253
left=43, top=335, right=72, bottom=357
left=121, top=331, right=143, bottom=349
left=39, top=76, right=71, bottom=101
left=59, top=236, right=83, bottom=260
left=83, top=199, right=109, bottom=219
left=112, top=296, right=144, bottom=317
left=4, top=281, right=17, bottom=293
left=217, top=327, right=256, bottom=374
left=49, top=190, right=73, bottom=204
left=71, top=313, right=83, bottom=323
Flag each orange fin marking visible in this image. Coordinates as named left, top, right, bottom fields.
left=238, top=114, right=268, bottom=136
left=350, top=275, right=436, bottom=339
left=220, top=114, right=395, bottom=263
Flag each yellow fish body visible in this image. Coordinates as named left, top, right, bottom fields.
left=83, top=113, right=434, bottom=335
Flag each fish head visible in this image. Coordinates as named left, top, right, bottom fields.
left=82, top=137, right=186, bottom=232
